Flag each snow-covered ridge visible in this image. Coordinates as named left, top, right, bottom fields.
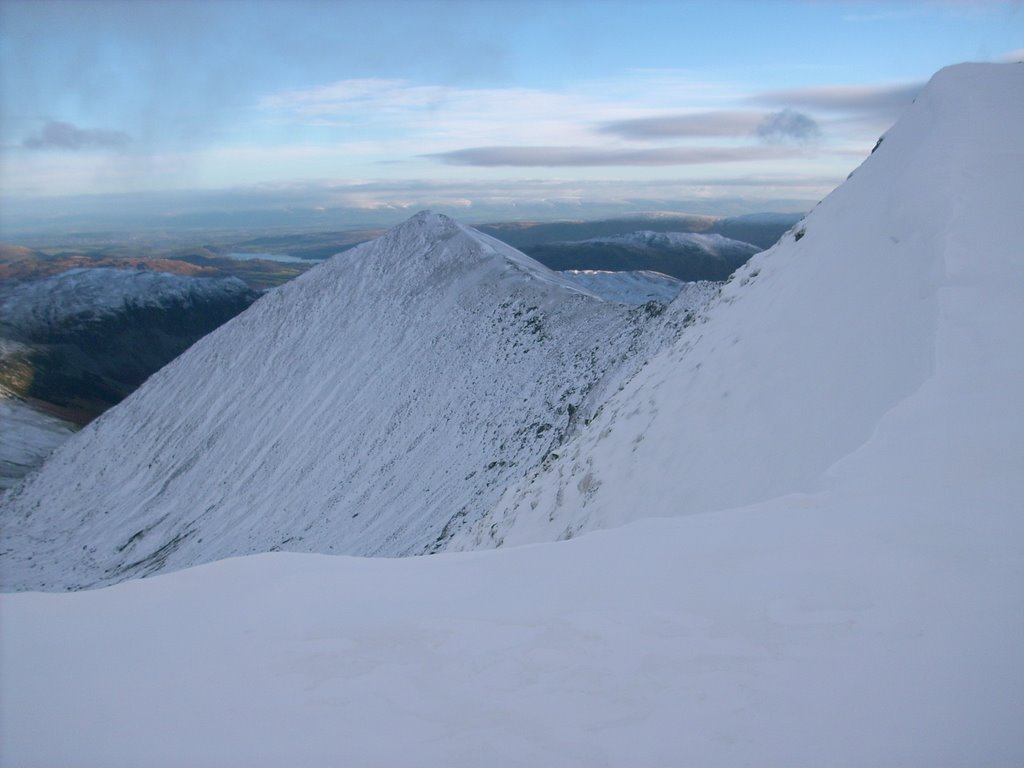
left=372, top=210, right=600, bottom=296
left=0, top=267, right=254, bottom=336
left=560, top=269, right=720, bottom=307
left=572, top=230, right=759, bottom=255
left=0, top=211, right=669, bottom=590
left=453, top=61, right=1024, bottom=548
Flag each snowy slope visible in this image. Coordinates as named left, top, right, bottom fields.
left=1, top=212, right=662, bottom=590
left=454, top=62, right=1024, bottom=548
left=0, top=389, right=76, bottom=490
left=1, top=62, right=1022, bottom=768
left=3, top=492, right=1021, bottom=767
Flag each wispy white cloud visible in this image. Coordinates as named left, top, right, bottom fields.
left=4, top=71, right=894, bottom=206
left=256, top=73, right=742, bottom=150
left=260, top=79, right=451, bottom=116
left=430, top=145, right=802, bottom=168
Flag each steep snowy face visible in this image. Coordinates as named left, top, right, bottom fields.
left=1, top=212, right=662, bottom=590
left=455, top=62, right=1024, bottom=547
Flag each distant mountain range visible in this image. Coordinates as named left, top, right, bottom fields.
left=478, top=211, right=800, bottom=249
left=524, top=231, right=762, bottom=281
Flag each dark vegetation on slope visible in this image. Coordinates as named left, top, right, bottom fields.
left=1, top=287, right=259, bottom=424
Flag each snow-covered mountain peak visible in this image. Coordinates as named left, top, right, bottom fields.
left=347, top=209, right=597, bottom=300
left=0, top=213, right=666, bottom=590
left=376, top=209, right=461, bottom=250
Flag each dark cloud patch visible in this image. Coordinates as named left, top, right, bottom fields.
left=756, top=110, right=821, bottom=144
left=751, top=83, right=923, bottom=117
left=430, top=145, right=794, bottom=168
left=600, top=111, right=764, bottom=140
left=23, top=121, right=131, bottom=150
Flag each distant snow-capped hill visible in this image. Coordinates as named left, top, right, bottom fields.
left=0, top=267, right=255, bottom=335
left=524, top=231, right=760, bottom=281
left=579, top=230, right=752, bottom=250
left=1, top=212, right=670, bottom=590
left=708, top=212, right=804, bottom=249
left=476, top=213, right=718, bottom=249
left=0, top=268, right=261, bottom=423
left=560, top=269, right=719, bottom=307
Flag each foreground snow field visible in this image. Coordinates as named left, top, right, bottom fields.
left=2, top=484, right=1021, bottom=767
left=1, top=63, right=1023, bottom=766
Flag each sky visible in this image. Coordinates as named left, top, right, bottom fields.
left=1, top=0, right=1021, bottom=234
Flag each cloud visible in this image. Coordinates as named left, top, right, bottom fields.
left=997, top=48, right=1024, bottom=63
left=256, top=74, right=741, bottom=149
left=755, top=110, right=822, bottom=144
left=22, top=121, right=131, bottom=151
left=600, top=111, right=764, bottom=140
left=429, top=145, right=797, bottom=168
left=751, top=83, right=923, bottom=117
left=260, top=79, right=448, bottom=115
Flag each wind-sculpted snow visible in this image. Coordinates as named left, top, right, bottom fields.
left=1, top=212, right=668, bottom=590
left=453, top=62, right=1024, bottom=549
